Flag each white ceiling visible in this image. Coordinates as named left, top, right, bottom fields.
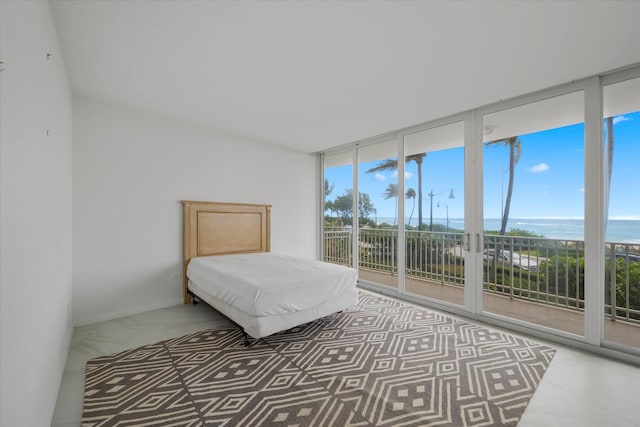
left=50, top=0, right=640, bottom=153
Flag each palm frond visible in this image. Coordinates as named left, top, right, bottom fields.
left=406, top=153, right=426, bottom=163
left=382, top=183, right=398, bottom=200
left=513, top=138, right=522, bottom=164
left=365, top=159, right=399, bottom=174
left=405, top=188, right=416, bottom=199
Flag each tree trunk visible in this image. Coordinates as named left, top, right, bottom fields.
left=408, top=199, right=415, bottom=226
left=604, top=117, right=614, bottom=230
left=417, top=158, right=424, bottom=231
left=500, top=138, right=516, bottom=235
left=394, top=196, right=398, bottom=226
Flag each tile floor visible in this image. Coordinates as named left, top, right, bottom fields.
left=51, top=293, right=640, bottom=427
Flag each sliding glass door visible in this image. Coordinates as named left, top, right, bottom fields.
left=404, top=121, right=465, bottom=306
left=357, top=140, right=398, bottom=289
left=482, top=90, right=586, bottom=336
left=602, top=76, right=640, bottom=350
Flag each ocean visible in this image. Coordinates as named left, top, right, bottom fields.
left=377, top=217, right=640, bottom=244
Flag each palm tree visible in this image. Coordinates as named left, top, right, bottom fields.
left=324, top=179, right=334, bottom=198
left=486, top=136, right=522, bottom=235
left=324, top=179, right=335, bottom=219
left=324, top=200, right=335, bottom=218
left=366, top=154, right=427, bottom=229
left=604, top=117, right=615, bottom=230
left=405, top=188, right=416, bottom=226
left=382, top=183, right=398, bottom=225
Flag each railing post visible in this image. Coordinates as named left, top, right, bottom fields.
left=441, top=233, right=445, bottom=285
left=576, top=242, right=582, bottom=309
left=390, top=230, right=394, bottom=273
left=610, top=243, right=617, bottom=322
left=508, top=238, right=514, bottom=300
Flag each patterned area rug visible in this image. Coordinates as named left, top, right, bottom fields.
left=83, top=292, right=555, bottom=426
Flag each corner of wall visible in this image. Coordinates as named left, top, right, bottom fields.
left=0, top=1, right=74, bottom=425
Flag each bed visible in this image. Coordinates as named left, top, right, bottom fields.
left=182, top=200, right=358, bottom=340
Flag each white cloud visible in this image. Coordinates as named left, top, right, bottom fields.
left=527, top=163, right=549, bottom=173
left=391, top=171, right=414, bottom=180
left=375, top=173, right=386, bottom=181
left=613, top=115, right=630, bottom=125
left=579, top=187, right=585, bottom=193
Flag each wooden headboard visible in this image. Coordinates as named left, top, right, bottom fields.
left=181, top=200, right=271, bottom=303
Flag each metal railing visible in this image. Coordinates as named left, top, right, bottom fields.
left=324, top=227, right=353, bottom=266
left=606, top=242, right=640, bottom=322
left=323, top=227, right=640, bottom=324
left=405, top=230, right=465, bottom=286
left=482, top=235, right=586, bottom=310
left=359, top=228, right=397, bottom=273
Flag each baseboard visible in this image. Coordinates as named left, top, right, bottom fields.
left=74, top=299, right=184, bottom=327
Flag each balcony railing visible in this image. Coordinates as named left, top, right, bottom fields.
left=323, top=227, right=640, bottom=325
left=324, top=228, right=353, bottom=266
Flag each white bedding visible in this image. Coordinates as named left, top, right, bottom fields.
left=186, top=252, right=358, bottom=317
left=188, top=279, right=358, bottom=339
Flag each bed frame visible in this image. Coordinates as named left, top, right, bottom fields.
left=181, top=200, right=358, bottom=343
left=181, top=200, right=271, bottom=304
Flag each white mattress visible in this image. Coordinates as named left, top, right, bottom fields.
left=186, top=252, right=358, bottom=317
left=189, top=279, right=358, bottom=338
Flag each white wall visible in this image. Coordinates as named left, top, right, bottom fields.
left=73, top=96, right=318, bottom=325
left=0, top=2, right=73, bottom=426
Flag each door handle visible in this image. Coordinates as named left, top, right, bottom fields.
left=464, top=233, right=471, bottom=251
left=476, top=233, right=482, bottom=253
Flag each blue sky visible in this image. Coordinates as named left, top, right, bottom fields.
left=325, top=111, right=639, bottom=222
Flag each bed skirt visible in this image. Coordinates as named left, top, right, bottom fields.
left=188, top=280, right=359, bottom=338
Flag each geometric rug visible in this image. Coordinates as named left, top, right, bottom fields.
left=82, top=291, right=555, bottom=426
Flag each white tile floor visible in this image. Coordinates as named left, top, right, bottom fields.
left=51, top=294, right=640, bottom=427
left=51, top=303, right=232, bottom=427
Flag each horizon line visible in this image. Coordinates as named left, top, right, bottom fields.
left=372, top=216, right=640, bottom=221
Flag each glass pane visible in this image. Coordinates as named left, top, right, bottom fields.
left=323, top=151, right=353, bottom=267
left=603, top=77, right=640, bottom=350
left=357, top=141, right=398, bottom=288
left=404, top=122, right=465, bottom=305
left=483, top=91, right=585, bottom=336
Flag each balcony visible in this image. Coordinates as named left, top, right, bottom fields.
left=324, top=227, right=640, bottom=348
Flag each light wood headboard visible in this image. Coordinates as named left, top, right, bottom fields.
left=181, top=200, right=271, bottom=303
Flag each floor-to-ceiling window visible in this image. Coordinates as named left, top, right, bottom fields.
left=321, top=65, right=640, bottom=359
left=404, top=121, right=465, bottom=306
left=481, top=90, right=586, bottom=337
left=602, top=75, right=640, bottom=350
left=323, top=151, right=354, bottom=268
left=357, top=140, right=399, bottom=289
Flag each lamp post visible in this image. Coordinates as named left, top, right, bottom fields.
left=437, top=202, right=449, bottom=231
left=429, top=188, right=455, bottom=231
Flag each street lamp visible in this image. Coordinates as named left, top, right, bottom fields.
left=429, top=188, right=455, bottom=231
left=437, top=202, right=449, bottom=231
